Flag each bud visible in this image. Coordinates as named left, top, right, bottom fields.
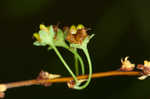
left=144, top=60, right=150, bottom=68
left=77, top=24, right=84, bottom=30
left=67, top=79, right=87, bottom=89
left=0, top=84, right=7, bottom=92
left=120, top=57, right=135, bottom=71
left=0, top=92, right=5, bottom=98
left=40, top=24, right=48, bottom=32
left=137, top=60, right=150, bottom=80
left=137, top=60, right=150, bottom=75
left=33, top=33, right=41, bottom=41
left=69, top=25, right=77, bottom=34
left=67, top=80, right=75, bottom=89
left=37, top=70, right=61, bottom=87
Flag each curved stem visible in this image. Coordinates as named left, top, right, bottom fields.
left=51, top=45, right=78, bottom=83
left=75, top=48, right=92, bottom=90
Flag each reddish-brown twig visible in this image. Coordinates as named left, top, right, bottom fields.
left=3, top=71, right=141, bottom=89
left=0, top=70, right=142, bottom=98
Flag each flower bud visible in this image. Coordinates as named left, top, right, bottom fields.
left=137, top=60, right=150, bottom=75
left=67, top=79, right=87, bottom=89
left=69, top=25, right=77, bottom=34
left=33, top=33, right=41, bottom=41
left=37, top=70, right=61, bottom=87
left=0, top=92, right=5, bottom=98
left=120, top=57, right=135, bottom=71
left=77, top=24, right=84, bottom=30
left=137, top=60, right=150, bottom=80
left=0, top=84, right=7, bottom=92
left=40, top=24, right=48, bottom=32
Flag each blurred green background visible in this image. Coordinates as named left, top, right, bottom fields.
left=0, top=0, right=150, bottom=99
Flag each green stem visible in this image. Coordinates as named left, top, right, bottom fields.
left=68, top=48, right=85, bottom=75
left=74, top=53, right=79, bottom=75
left=75, top=48, right=92, bottom=90
left=51, top=45, right=78, bottom=83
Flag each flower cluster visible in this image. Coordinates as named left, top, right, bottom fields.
left=33, top=24, right=94, bottom=90
left=33, top=24, right=94, bottom=48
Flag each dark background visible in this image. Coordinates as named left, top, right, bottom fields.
left=0, top=0, right=150, bottom=99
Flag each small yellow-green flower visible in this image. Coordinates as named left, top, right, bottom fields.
left=33, top=25, right=55, bottom=46
left=33, top=24, right=67, bottom=48
left=76, top=24, right=84, bottom=30
left=70, top=25, right=77, bottom=34
left=66, top=24, right=88, bottom=44
left=33, top=33, right=41, bottom=41
left=40, top=24, right=49, bottom=32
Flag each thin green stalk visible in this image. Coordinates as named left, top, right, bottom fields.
left=75, top=48, right=92, bottom=90
left=74, top=54, right=79, bottom=75
left=51, top=45, right=78, bottom=83
left=68, top=49, right=85, bottom=75
left=77, top=54, right=85, bottom=75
